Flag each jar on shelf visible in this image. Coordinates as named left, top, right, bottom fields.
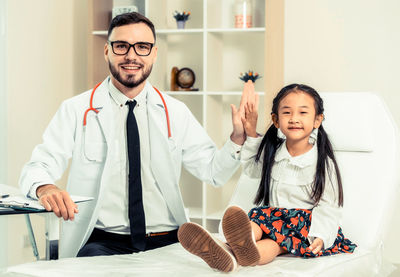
left=234, top=0, right=253, bottom=28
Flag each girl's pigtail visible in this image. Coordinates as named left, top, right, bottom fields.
left=254, top=125, right=284, bottom=205
left=313, top=125, right=344, bottom=206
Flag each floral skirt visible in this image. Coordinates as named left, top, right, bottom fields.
left=248, top=206, right=357, bottom=258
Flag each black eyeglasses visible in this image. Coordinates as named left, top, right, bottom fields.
left=108, top=40, right=154, bottom=56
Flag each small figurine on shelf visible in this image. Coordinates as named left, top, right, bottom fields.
left=173, top=10, right=191, bottom=29
left=239, top=70, right=261, bottom=83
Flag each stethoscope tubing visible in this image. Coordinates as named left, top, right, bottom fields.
left=152, top=86, right=171, bottom=138
left=83, top=82, right=101, bottom=126
left=83, top=82, right=171, bottom=138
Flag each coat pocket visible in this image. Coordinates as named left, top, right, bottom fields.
left=83, top=142, right=107, bottom=162
left=82, top=115, right=107, bottom=162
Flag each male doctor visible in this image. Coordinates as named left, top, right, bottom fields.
left=19, top=12, right=248, bottom=258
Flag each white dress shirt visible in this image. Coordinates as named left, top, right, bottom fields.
left=95, top=80, right=177, bottom=234
left=241, top=136, right=342, bottom=249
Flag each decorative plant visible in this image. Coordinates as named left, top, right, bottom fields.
left=239, top=70, right=261, bottom=82
left=173, top=11, right=191, bottom=21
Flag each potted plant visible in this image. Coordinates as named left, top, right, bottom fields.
left=239, top=70, right=261, bottom=82
left=173, top=10, right=191, bottom=29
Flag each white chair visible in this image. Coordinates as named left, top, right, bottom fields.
left=225, top=92, right=400, bottom=276
left=3, top=92, right=399, bottom=277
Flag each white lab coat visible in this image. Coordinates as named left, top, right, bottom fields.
left=19, top=77, right=240, bottom=258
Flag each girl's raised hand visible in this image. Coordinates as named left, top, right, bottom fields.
left=242, top=81, right=259, bottom=138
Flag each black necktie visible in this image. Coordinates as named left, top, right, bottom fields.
left=126, top=100, right=146, bottom=250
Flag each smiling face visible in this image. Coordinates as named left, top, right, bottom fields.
left=104, top=23, right=157, bottom=93
left=272, top=90, right=323, bottom=146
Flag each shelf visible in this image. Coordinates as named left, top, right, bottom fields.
left=207, top=31, right=265, bottom=92
left=89, top=0, right=266, bottom=231
left=166, top=91, right=204, bottom=96
left=187, top=207, right=202, bottom=219
left=157, top=29, right=204, bottom=34
left=165, top=91, right=264, bottom=96
left=93, top=28, right=265, bottom=36
left=207, top=27, right=265, bottom=33
left=206, top=210, right=224, bottom=220
left=92, top=30, right=107, bottom=36
left=158, top=28, right=265, bottom=34
left=206, top=91, right=265, bottom=96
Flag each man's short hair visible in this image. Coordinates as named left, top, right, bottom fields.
left=108, top=12, right=156, bottom=43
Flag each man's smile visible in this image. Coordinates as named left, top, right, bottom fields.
left=120, top=63, right=142, bottom=73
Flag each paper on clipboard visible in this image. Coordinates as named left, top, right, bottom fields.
left=0, top=194, right=94, bottom=211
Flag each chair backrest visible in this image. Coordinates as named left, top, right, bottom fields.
left=225, top=92, right=400, bottom=251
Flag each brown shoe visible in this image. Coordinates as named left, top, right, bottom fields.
left=222, top=206, right=260, bottom=266
left=178, top=222, right=237, bottom=272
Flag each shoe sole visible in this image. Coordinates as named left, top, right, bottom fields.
left=178, top=222, right=237, bottom=272
left=222, top=206, right=260, bottom=266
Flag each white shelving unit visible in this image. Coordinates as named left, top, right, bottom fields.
left=88, top=0, right=266, bottom=232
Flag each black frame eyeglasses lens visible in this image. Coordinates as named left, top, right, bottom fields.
left=109, top=41, right=154, bottom=56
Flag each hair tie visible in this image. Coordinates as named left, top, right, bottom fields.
left=277, top=128, right=286, bottom=140
left=309, top=128, right=319, bottom=144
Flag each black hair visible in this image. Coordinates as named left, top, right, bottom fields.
left=108, top=12, right=156, bottom=43
left=254, top=84, right=343, bottom=207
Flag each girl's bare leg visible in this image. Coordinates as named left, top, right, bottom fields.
left=250, top=221, right=286, bottom=265
left=250, top=221, right=263, bottom=240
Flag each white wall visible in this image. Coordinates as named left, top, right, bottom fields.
left=0, top=0, right=8, bottom=269
left=4, top=0, right=88, bottom=267
left=284, top=0, right=400, bottom=264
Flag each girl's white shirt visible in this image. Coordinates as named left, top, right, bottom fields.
left=241, top=136, right=342, bottom=250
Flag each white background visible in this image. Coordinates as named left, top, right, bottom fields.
left=0, top=0, right=8, bottom=268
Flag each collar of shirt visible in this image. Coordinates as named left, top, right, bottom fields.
left=274, top=141, right=317, bottom=168
left=108, top=78, right=148, bottom=107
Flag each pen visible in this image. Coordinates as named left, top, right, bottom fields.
left=0, top=194, right=9, bottom=199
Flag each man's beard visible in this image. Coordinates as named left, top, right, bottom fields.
left=109, top=61, right=152, bottom=88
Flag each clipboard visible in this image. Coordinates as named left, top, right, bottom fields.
left=0, top=195, right=94, bottom=211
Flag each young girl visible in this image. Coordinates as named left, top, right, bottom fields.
left=178, top=83, right=356, bottom=273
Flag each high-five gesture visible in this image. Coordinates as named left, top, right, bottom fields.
left=242, top=81, right=259, bottom=138
left=230, top=81, right=250, bottom=145
left=231, top=80, right=259, bottom=144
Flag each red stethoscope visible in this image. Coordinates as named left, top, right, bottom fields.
left=83, top=82, right=171, bottom=138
